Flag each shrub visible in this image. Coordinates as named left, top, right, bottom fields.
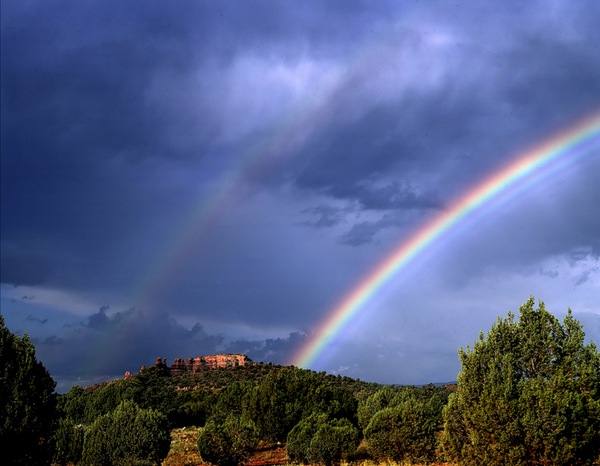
left=81, top=400, right=171, bottom=466
left=364, top=397, right=439, bottom=463
left=287, top=412, right=328, bottom=463
left=51, top=417, right=84, bottom=465
left=287, top=413, right=359, bottom=465
left=197, top=415, right=258, bottom=466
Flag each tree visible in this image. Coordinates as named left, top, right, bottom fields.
left=197, top=415, right=259, bottom=466
left=357, top=385, right=398, bottom=431
left=364, top=396, right=440, bottom=463
left=51, top=417, right=84, bottom=466
left=287, top=412, right=329, bottom=464
left=81, top=400, right=171, bottom=466
left=308, top=417, right=360, bottom=466
left=441, top=297, right=600, bottom=466
left=248, top=367, right=317, bottom=441
left=0, top=315, right=57, bottom=465
left=287, top=413, right=359, bottom=466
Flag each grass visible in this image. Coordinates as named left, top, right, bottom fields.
left=163, top=426, right=203, bottom=466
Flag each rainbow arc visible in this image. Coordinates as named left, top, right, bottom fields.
left=291, top=111, right=600, bottom=369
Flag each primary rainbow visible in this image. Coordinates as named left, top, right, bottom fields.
left=292, top=111, right=600, bottom=369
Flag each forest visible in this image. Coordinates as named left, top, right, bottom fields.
left=2, top=297, right=600, bottom=466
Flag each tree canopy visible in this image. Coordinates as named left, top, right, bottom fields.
left=1, top=315, right=57, bottom=465
left=441, top=296, right=600, bottom=465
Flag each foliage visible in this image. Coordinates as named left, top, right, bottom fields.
left=287, top=413, right=359, bottom=465
left=57, top=385, right=87, bottom=424
left=122, top=365, right=196, bottom=426
left=441, top=297, right=600, bottom=466
left=247, top=366, right=363, bottom=442
left=82, top=379, right=128, bottom=424
left=287, top=412, right=329, bottom=463
left=357, top=384, right=399, bottom=431
left=364, top=396, right=441, bottom=464
left=213, top=380, right=253, bottom=422
left=51, top=417, right=84, bottom=465
left=197, top=415, right=259, bottom=466
left=0, top=315, right=57, bottom=465
left=81, top=400, right=171, bottom=466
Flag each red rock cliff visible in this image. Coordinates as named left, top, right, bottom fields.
left=165, top=354, right=253, bottom=373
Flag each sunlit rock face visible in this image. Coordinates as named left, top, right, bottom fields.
left=160, top=354, right=253, bottom=373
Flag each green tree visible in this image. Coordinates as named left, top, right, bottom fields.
left=81, top=400, right=171, bottom=466
left=57, top=385, right=87, bottom=424
left=197, top=415, right=259, bottom=466
left=364, top=396, right=440, bottom=463
left=123, top=365, right=183, bottom=423
left=0, top=315, right=57, bottom=465
left=441, top=297, right=600, bottom=466
left=248, top=367, right=316, bottom=441
left=214, top=380, right=253, bottom=421
left=308, top=418, right=360, bottom=466
left=287, top=413, right=359, bottom=465
left=82, top=378, right=128, bottom=423
left=287, top=412, right=329, bottom=463
left=357, top=384, right=398, bottom=431
left=51, top=417, right=85, bottom=465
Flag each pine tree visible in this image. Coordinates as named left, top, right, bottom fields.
left=441, top=297, right=600, bottom=465
left=0, top=315, right=57, bottom=465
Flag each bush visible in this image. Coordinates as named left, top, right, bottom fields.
left=81, top=400, right=171, bottom=465
left=364, top=397, right=439, bottom=464
left=287, top=412, right=329, bottom=463
left=441, top=297, right=600, bottom=466
left=287, top=414, right=359, bottom=465
left=51, top=417, right=84, bottom=465
left=197, top=415, right=259, bottom=466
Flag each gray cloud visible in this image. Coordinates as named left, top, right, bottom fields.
left=32, top=306, right=303, bottom=390
left=2, top=0, right=600, bottom=388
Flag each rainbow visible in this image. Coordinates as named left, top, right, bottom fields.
left=128, top=26, right=420, bottom=313
left=291, top=111, right=600, bottom=369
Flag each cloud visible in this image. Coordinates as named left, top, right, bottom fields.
left=26, top=315, right=48, bottom=324
left=33, top=306, right=305, bottom=389
left=3, top=1, right=600, bottom=387
left=299, top=204, right=351, bottom=229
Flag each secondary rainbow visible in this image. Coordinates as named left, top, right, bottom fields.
left=292, top=111, right=600, bottom=369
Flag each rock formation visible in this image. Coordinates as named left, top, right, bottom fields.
left=155, top=354, right=253, bottom=374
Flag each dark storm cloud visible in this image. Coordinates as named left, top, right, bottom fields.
left=4, top=0, right=600, bottom=290
left=339, top=214, right=403, bottom=247
left=3, top=0, right=600, bottom=387
left=35, top=307, right=225, bottom=377
left=225, top=332, right=306, bottom=366
left=1, top=243, right=52, bottom=286
left=299, top=205, right=350, bottom=229
left=33, top=306, right=304, bottom=383
left=0, top=0, right=397, bottom=291
left=26, top=315, right=48, bottom=324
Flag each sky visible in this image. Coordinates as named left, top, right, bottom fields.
left=2, top=1, right=600, bottom=392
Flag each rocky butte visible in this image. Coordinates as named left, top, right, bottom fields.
left=153, top=354, right=253, bottom=374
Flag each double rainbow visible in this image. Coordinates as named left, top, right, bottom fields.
left=292, top=111, right=600, bottom=368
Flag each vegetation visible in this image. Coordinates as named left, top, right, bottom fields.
left=197, top=415, right=259, bottom=466
left=1, top=315, right=57, bottom=465
left=364, top=394, right=445, bottom=463
left=287, top=413, right=360, bottom=465
left=2, top=296, right=599, bottom=465
left=441, top=296, right=600, bottom=465
left=80, top=400, right=171, bottom=466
